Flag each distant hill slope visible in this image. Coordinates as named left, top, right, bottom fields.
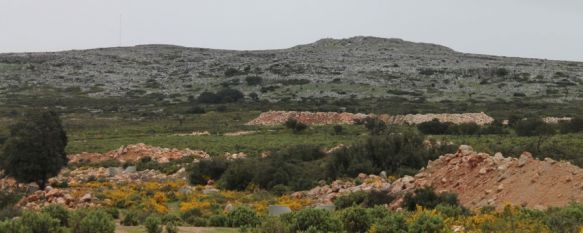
left=1, top=36, right=582, bottom=113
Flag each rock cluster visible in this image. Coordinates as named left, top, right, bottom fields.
left=48, top=167, right=186, bottom=186
left=247, top=111, right=494, bottom=126
left=542, top=116, right=572, bottom=124
left=68, top=143, right=209, bottom=164
left=17, top=187, right=97, bottom=210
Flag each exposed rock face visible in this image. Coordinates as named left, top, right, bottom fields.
left=68, top=143, right=209, bottom=164
left=247, top=111, right=494, bottom=126
left=542, top=116, right=572, bottom=124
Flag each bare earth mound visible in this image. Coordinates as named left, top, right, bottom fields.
left=415, top=146, right=583, bottom=210
left=246, top=111, right=494, bottom=126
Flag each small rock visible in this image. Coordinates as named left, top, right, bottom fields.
left=458, top=145, right=474, bottom=156
left=518, top=152, right=533, bottom=167
left=80, top=193, right=92, bottom=202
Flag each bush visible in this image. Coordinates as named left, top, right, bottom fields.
left=285, top=118, right=308, bottom=133
left=0, top=218, right=27, bottom=233
left=544, top=204, right=583, bottom=233
left=256, top=217, right=291, bottom=233
left=219, top=159, right=256, bottom=191
left=76, top=210, right=116, bottom=233
left=417, top=119, right=451, bottom=135
left=165, top=221, right=178, bottom=233
left=21, top=211, right=63, bottom=233
left=327, top=130, right=446, bottom=179
left=402, top=187, right=460, bottom=211
left=408, top=212, right=445, bottom=233
left=333, top=125, right=343, bottom=134
left=435, top=204, right=466, bottom=217
left=197, top=88, right=244, bottom=104
left=145, top=216, right=163, bottom=233
left=291, top=208, right=342, bottom=233
left=103, top=207, right=120, bottom=219
left=208, top=214, right=228, bottom=227
left=361, top=117, right=387, bottom=135
left=121, top=209, right=140, bottom=226
left=495, top=68, right=510, bottom=77
left=560, top=116, right=583, bottom=134
left=227, top=206, right=260, bottom=227
left=245, top=76, right=263, bottom=86
left=42, top=204, right=69, bottom=227
left=339, top=207, right=372, bottom=233
left=180, top=208, right=203, bottom=222
left=334, top=191, right=394, bottom=209
left=186, top=106, right=206, bottom=114
left=513, top=118, right=555, bottom=137
left=373, top=213, right=408, bottom=233
left=188, top=157, right=230, bottom=185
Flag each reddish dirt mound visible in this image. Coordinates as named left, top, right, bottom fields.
left=246, top=111, right=368, bottom=126
left=414, top=146, right=583, bottom=210
left=68, top=143, right=209, bottom=164
left=247, top=111, right=494, bottom=126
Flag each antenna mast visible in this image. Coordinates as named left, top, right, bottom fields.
left=119, top=14, right=122, bottom=47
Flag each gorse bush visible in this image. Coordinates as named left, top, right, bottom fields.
left=165, top=221, right=178, bottom=233
left=408, top=212, right=445, bottom=233
left=291, top=208, right=342, bottom=233
left=21, top=211, right=63, bottom=233
left=373, top=213, right=408, bottom=233
left=42, top=204, right=69, bottom=227
left=75, top=210, right=115, bottom=233
left=339, top=207, right=372, bottom=233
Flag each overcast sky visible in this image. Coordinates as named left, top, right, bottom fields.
left=1, top=0, right=582, bottom=61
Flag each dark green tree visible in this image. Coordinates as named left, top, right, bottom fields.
left=0, top=111, right=68, bottom=190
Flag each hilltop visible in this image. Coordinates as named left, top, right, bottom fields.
left=1, top=36, right=583, bottom=117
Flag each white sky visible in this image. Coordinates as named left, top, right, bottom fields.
left=0, top=0, right=582, bottom=61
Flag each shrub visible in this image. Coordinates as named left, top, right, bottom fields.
left=21, top=211, right=63, bottom=233
left=188, top=157, right=230, bottom=185
left=145, top=216, right=163, bottom=233
left=103, top=207, right=120, bottom=219
left=256, top=217, right=291, bottom=233
left=186, top=106, right=206, bottom=114
left=185, top=216, right=207, bottom=227
left=361, top=117, right=387, bottom=135
left=284, top=118, right=308, bottom=133
left=544, top=204, right=583, bottom=233
left=180, top=208, right=203, bottom=222
left=121, top=209, right=140, bottom=226
left=0, top=218, right=28, bottom=233
left=227, top=206, right=260, bottom=227
left=291, top=208, right=342, bottom=233
left=417, top=119, right=450, bottom=135
left=76, top=210, right=115, bottom=233
left=208, top=214, right=228, bottom=227
left=495, top=68, right=510, bottom=77
left=219, top=159, right=256, bottom=190
left=402, top=187, right=460, bottom=211
left=165, top=221, right=178, bottom=233
left=513, top=118, right=555, bottom=136
left=559, top=116, right=583, bottom=134
left=42, top=204, right=69, bottom=226
left=333, top=125, right=343, bottom=134
left=435, top=204, right=466, bottom=217
left=245, top=76, right=263, bottom=86
left=334, top=191, right=394, bottom=209
left=339, top=207, right=372, bottom=233
left=373, top=213, right=408, bottom=233
left=408, top=212, right=445, bottom=233
left=327, top=130, right=445, bottom=179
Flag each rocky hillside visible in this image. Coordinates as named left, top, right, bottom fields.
left=1, top=36, right=583, bottom=112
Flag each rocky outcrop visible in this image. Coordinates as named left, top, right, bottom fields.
left=68, top=143, right=209, bottom=164
left=247, top=111, right=494, bottom=126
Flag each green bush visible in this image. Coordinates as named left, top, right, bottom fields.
left=513, top=118, right=555, bottom=136
left=0, top=219, right=28, bottom=233
left=435, top=204, right=466, bottom=217
left=559, top=117, right=583, bottom=134
left=185, top=216, right=207, bottom=227
left=219, top=159, right=256, bottom=191
left=285, top=118, right=308, bottom=133
left=403, top=187, right=460, bottom=211
left=334, top=191, right=394, bottom=209
left=291, top=208, right=342, bottom=233
left=245, top=76, right=263, bottom=86
left=361, top=117, right=387, bottom=135
left=188, top=157, right=230, bottom=185
left=121, top=209, right=140, bottom=226
left=544, top=204, right=583, bottom=233
left=373, top=213, right=408, bottom=233
left=165, top=221, right=179, bottom=233
left=76, top=210, right=115, bottom=233
left=408, top=212, right=445, bottom=233
left=21, top=211, right=63, bottom=233
left=417, top=119, right=451, bottom=135
left=255, top=216, right=291, bottom=233
left=227, top=206, right=260, bottom=227
left=338, top=207, right=372, bottom=233
left=208, top=214, right=228, bottom=227
left=42, top=204, right=69, bottom=227
left=180, top=208, right=203, bottom=222
left=145, top=216, right=163, bottom=233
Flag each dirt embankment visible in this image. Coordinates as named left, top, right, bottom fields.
left=246, top=111, right=494, bottom=126
left=68, top=143, right=209, bottom=164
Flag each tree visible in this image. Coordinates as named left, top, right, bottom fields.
left=0, top=111, right=68, bottom=190
left=284, top=118, right=307, bottom=133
